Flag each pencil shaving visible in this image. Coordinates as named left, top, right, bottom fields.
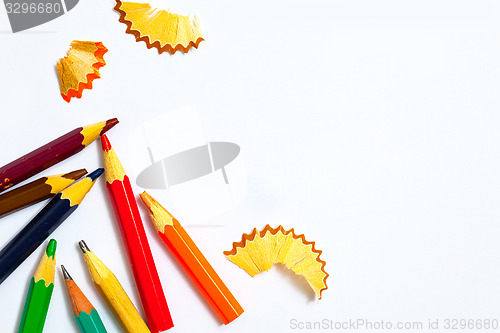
left=114, top=0, right=204, bottom=54
left=56, top=41, right=108, bottom=102
left=224, top=225, right=329, bottom=299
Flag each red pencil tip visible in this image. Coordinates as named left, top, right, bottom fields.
left=100, top=118, right=119, bottom=136
left=101, top=134, right=112, bottom=152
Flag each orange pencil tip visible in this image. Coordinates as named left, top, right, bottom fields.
left=101, top=134, right=112, bottom=152
left=139, top=191, right=153, bottom=207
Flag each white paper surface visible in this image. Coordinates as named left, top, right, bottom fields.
left=0, top=1, right=500, bottom=332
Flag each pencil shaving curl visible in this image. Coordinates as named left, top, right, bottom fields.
left=114, top=0, right=204, bottom=54
left=57, top=41, right=107, bottom=102
left=224, top=225, right=329, bottom=299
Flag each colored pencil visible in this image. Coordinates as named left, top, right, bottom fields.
left=101, top=134, right=173, bottom=332
left=78, top=241, right=151, bottom=333
left=0, top=169, right=87, bottom=218
left=61, top=265, right=108, bottom=333
left=18, top=239, right=57, bottom=333
left=0, top=118, right=117, bottom=193
left=0, top=168, right=103, bottom=284
left=140, top=192, right=244, bottom=324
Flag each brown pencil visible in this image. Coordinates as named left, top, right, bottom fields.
left=0, top=169, right=87, bottom=219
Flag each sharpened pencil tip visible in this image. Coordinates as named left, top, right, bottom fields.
left=61, top=265, right=73, bottom=280
left=139, top=191, right=175, bottom=228
left=101, top=118, right=119, bottom=136
left=79, top=240, right=90, bottom=253
left=139, top=191, right=154, bottom=208
left=62, top=169, right=88, bottom=180
left=46, top=239, right=57, bottom=259
left=87, top=168, right=104, bottom=181
left=101, top=134, right=112, bottom=152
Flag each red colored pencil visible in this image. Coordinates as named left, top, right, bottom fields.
left=101, top=134, right=173, bottom=333
left=0, top=119, right=118, bottom=193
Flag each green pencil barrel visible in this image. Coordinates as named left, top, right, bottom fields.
left=75, top=309, right=108, bottom=333
left=18, top=278, right=54, bottom=333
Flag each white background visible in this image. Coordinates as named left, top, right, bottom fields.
left=1, top=0, right=500, bottom=332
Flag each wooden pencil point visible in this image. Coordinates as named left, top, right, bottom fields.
left=61, top=265, right=72, bottom=280
left=139, top=191, right=174, bottom=231
left=101, top=118, right=119, bottom=135
left=59, top=168, right=103, bottom=207
left=100, top=134, right=112, bottom=152
left=102, top=137, right=126, bottom=182
left=88, top=168, right=104, bottom=181
left=79, top=241, right=90, bottom=254
left=61, top=169, right=88, bottom=181
left=45, top=239, right=57, bottom=259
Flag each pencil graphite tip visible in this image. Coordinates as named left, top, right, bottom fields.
left=101, top=118, right=119, bottom=136
left=59, top=168, right=104, bottom=207
left=79, top=240, right=90, bottom=254
left=46, top=239, right=57, bottom=259
left=62, top=169, right=88, bottom=180
left=139, top=191, right=155, bottom=209
left=61, top=265, right=73, bottom=280
left=101, top=135, right=126, bottom=182
left=101, top=134, right=112, bottom=152
left=140, top=191, right=174, bottom=229
left=88, top=168, right=104, bottom=181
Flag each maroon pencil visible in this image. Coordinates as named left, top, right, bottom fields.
left=0, top=119, right=117, bottom=193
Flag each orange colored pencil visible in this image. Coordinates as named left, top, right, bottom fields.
left=140, top=192, right=244, bottom=325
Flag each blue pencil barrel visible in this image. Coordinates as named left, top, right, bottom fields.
left=0, top=194, right=77, bottom=284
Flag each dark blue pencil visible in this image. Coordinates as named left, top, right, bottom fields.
left=0, top=168, right=103, bottom=285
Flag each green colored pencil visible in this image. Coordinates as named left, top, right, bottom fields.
left=61, top=265, right=108, bottom=333
left=18, top=239, right=57, bottom=333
